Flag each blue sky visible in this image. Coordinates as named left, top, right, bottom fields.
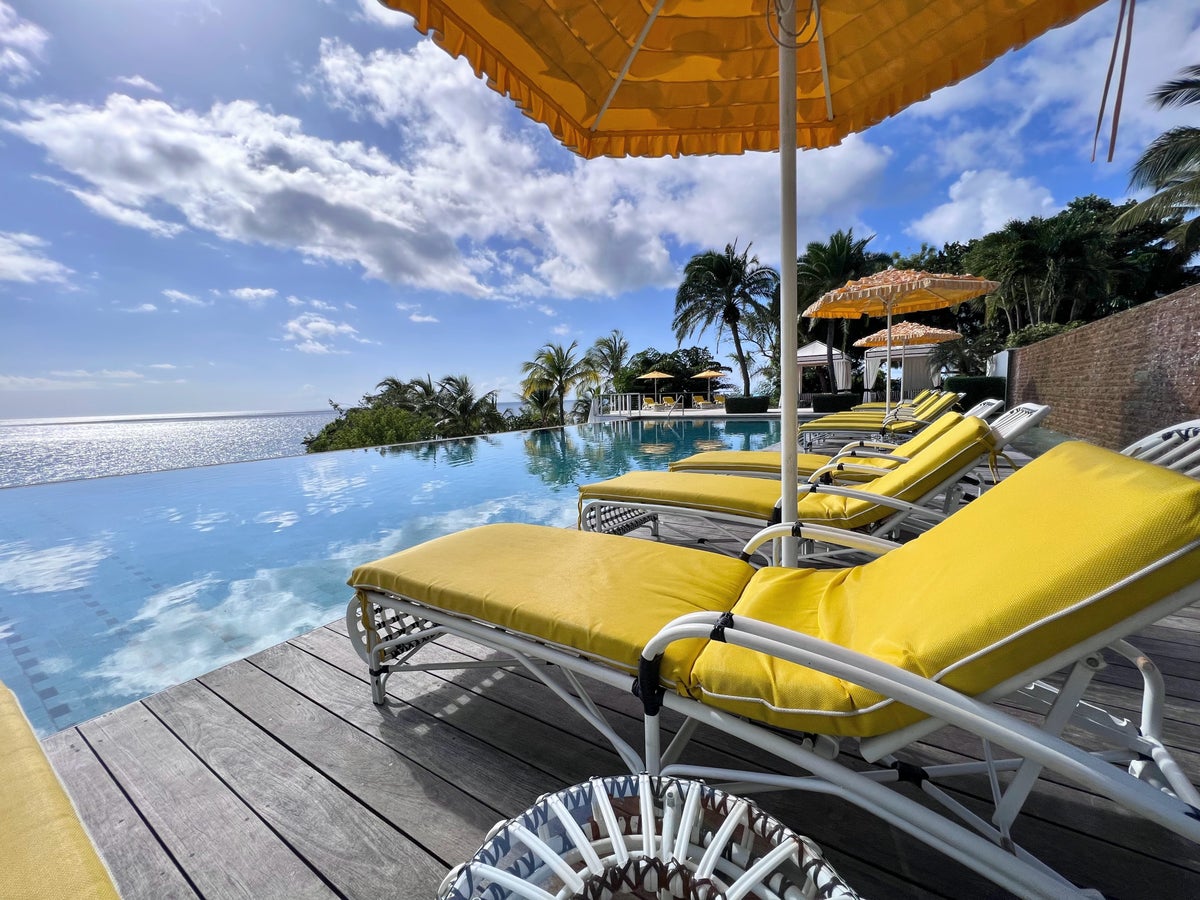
left=1, top=0, right=1198, bottom=419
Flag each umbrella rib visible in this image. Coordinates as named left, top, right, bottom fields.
left=593, top=0, right=667, bottom=133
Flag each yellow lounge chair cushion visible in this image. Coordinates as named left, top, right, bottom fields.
left=0, top=683, right=119, bottom=900
left=586, top=416, right=992, bottom=529
left=800, top=393, right=959, bottom=432
left=669, top=413, right=964, bottom=476
left=687, top=442, right=1200, bottom=736
left=349, top=524, right=755, bottom=692
left=581, top=470, right=788, bottom=521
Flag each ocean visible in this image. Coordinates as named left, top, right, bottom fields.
left=0, top=410, right=339, bottom=488
left=0, top=402, right=529, bottom=488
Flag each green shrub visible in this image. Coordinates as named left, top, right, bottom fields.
left=1005, top=321, right=1084, bottom=348
left=812, top=392, right=859, bottom=413
left=304, top=407, right=437, bottom=452
left=723, top=396, right=770, bottom=414
left=943, top=376, right=1006, bottom=412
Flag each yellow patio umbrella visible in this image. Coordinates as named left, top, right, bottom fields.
left=692, top=368, right=728, bottom=402
left=854, top=321, right=963, bottom=401
left=805, top=269, right=999, bottom=414
left=637, top=369, right=673, bottom=403
left=377, top=0, right=1103, bottom=566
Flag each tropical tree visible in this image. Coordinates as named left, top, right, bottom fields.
left=673, top=241, right=779, bottom=396
left=520, top=341, right=599, bottom=425
left=586, top=329, right=629, bottom=391
left=1113, top=63, right=1200, bottom=254
left=796, top=229, right=889, bottom=391
left=433, top=374, right=505, bottom=437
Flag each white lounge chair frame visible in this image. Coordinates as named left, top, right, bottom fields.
left=1123, top=419, right=1200, bottom=477
left=347, top=526, right=1200, bottom=899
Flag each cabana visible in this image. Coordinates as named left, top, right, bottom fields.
left=797, top=341, right=852, bottom=393
left=863, top=343, right=939, bottom=401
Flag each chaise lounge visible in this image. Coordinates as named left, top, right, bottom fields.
left=345, top=442, right=1200, bottom=897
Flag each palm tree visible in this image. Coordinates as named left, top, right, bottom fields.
left=673, top=241, right=779, bottom=396
left=521, top=341, right=599, bottom=425
left=1113, top=63, right=1200, bottom=254
left=433, top=374, right=504, bottom=437
left=586, top=330, right=629, bottom=392
left=796, top=229, right=887, bottom=391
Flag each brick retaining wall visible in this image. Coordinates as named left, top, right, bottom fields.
left=1009, top=283, right=1200, bottom=449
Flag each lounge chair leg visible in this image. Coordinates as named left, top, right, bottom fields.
left=369, top=668, right=388, bottom=705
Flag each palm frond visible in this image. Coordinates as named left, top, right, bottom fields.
left=1150, top=64, right=1200, bottom=109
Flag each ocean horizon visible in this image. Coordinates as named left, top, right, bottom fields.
left=0, top=402, right=530, bottom=489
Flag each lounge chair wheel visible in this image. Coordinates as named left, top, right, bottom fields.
left=438, top=774, right=861, bottom=899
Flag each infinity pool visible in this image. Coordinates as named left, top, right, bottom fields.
left=0, top=418, right=780, bottom=735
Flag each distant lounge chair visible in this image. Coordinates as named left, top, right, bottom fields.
left=692, top=394, right=720, bottom=410
left=799, top=390, right=965, bottom=448
left=580, top=415, right=1005, bottom=558
left=671, top=400, right=1013, bottom=479
left=346, top=442, right=1200, bottom=898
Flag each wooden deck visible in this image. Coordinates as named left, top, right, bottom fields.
left=43, top=515, right=1200, bottom=899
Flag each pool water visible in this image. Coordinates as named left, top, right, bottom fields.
left=0, top=418, right=780, bottom=735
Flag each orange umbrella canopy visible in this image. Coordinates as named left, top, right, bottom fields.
left=854, top=321, right=963, bottom=348
left=691, top=370, right=727, bottom=379
left=378, top=0, right=1105, bottom=159
left=637, top=370, right=673, bottom=380
left=804, top=270, right=1001, bottom=319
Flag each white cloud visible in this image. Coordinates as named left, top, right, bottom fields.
left=49, top=369, right=143, bottom=379
left=409, top=312, right=438, bottom=323
left=6, top=92, right=485, bottom=296
left=551, top=323, right=571, bottom=336
left=162, top=288, right=205, bottom=305
left=536, top=304, right=556, bottom=317
left=309, top=299, right=336, bottom=311
left=146, top=363, right=176, bottom=369
left=0, top=374, right=96, bottom=391
left=907, top=169, right=1057, bottom=245
left=229, top=286, right=277, bottom=303
left=0, top=2, right=48, bottom=86
left=125, top=302, right=157, bottom=313
left=350, top=0, right=406, bottom=29
left=0, top=231, right=72, bottom=284
left=283, top=312, right=361, bottom=354
left=115, top=74, right=162, bottom=93
left=67, top=187, right=185, bottom=237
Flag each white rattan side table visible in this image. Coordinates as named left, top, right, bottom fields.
left=439, top=774, right=861, bottom=899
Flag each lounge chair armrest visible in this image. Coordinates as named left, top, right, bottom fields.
left=740, top=523, right=901, bottom=560
left=800, top=482, right=935, bottom=516
left=836, top=438, right=899, bottom=453
left=803, top=462, right=892, bottom=485
left=639, top=613, right=1200, bottom=851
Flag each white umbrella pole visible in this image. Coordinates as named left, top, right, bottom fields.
left=778, top=1, right=799, bottom=567
left=884, top=302, right=893, bottom=416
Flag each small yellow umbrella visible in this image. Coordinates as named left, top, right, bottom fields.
left=805, top=270, right=997, bottom=413
left=692, top=369, right=728, bottom=402
left=854, top=321, right=962, bottom=401
left=637, top=370, right=673, bottom=403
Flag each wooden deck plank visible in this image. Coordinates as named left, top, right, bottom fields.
left=42, top=728, right=199, bottom=900
left=145, top=675, right=448, bottom=899
left=77, top=702, right=336, bottom=899
left=195, top=658, right=500, bottom=869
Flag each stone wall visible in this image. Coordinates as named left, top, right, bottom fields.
left=1008, top=283, right=1200, bottom=449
